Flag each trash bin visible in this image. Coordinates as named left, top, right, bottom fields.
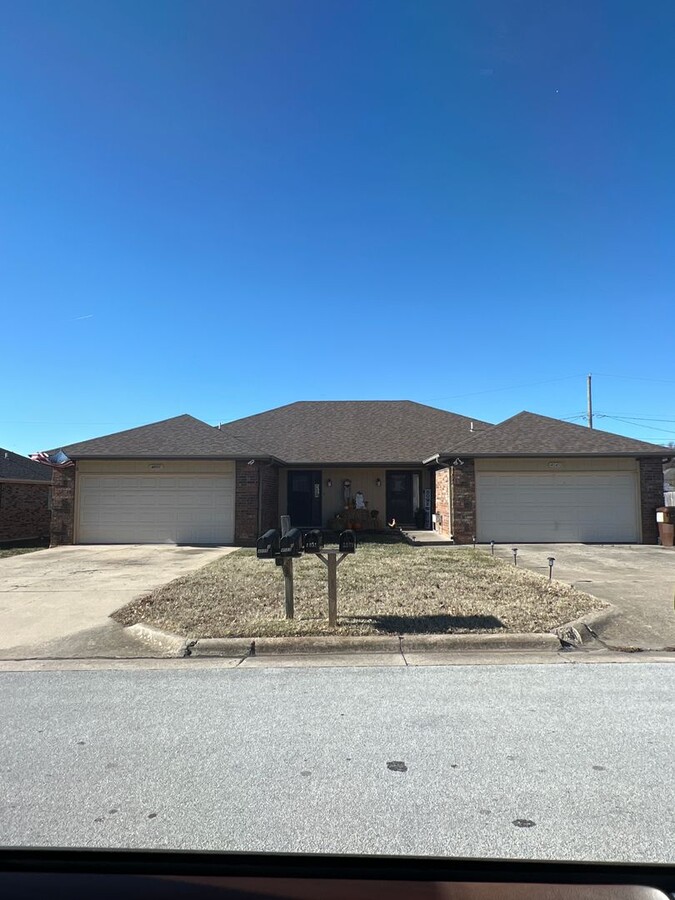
left=656, top=507, right=675, bottom=548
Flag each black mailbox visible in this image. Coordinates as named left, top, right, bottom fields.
left=256, top=528, right=280, bottom=559
left=280, top=527, right=303, bottom=557
left=303, top=529, right=323, bottom=553
left=339, top=529, right=357, bottom=554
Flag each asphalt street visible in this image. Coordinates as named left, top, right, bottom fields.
left=1, top=663, right=673, bottom=863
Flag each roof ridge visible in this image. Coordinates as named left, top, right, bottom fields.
left=219, top=399, right=493, bottom=429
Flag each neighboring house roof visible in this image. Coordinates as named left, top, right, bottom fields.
left=218, top=401, right=491, bottom=464
left=0, top=448, right=52, bottom=482
left=56, top=414, right=264, bottom=459
left=433, top=411, right=671, bottom=458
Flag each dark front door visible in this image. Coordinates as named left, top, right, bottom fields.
left=386, top=471, right=414, bottom=525
left=287, top=470, right=322, bottom=527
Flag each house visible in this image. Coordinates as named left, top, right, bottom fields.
left=0, top=448, right=52, bottom=544
left=45, top=401, right=670, bottom=547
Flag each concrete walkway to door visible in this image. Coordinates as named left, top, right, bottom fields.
left=490, top=543, right=675, bottom=651
left=0, top=544, right=237, bottom=659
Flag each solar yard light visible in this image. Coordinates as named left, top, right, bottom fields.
left=490, top=541, right=495, bottom=556
left=512, top=548, right=518, bottom=566
left=548, top=556, right=555, bottom=581
left=472, top=535, right=476, bottom=550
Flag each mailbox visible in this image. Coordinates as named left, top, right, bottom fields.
left=339, top=529, right=357, bottom=554
left=256, top=528, right=280, bottom=559
left=280, top=527, right=303, bottom=557
left=303, top=529, right=323, bottom=553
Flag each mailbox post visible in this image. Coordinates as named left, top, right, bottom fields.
left=314, top=529, right=357, bottom=627
left=255, top=523, right=356, bottom=628
left=279, top=518, right=302, bottom=620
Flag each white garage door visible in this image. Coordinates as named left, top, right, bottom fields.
left=78, top=475, right=235, bottom=544
left=476, top=472, right=639, bottom=543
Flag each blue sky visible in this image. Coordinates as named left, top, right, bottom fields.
left=1, top=0, right=674, bottom=455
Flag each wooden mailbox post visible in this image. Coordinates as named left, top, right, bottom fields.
left=256, top=521, right=357, bottom=626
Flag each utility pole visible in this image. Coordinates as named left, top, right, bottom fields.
left=587, top=373, right=593, bottom=429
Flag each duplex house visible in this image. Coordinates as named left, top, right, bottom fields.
left=44, top=401, right=669, bottom=547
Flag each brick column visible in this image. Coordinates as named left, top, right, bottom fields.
left=50, top=466, right=76, bottom=546
left=234, top=461, right=279, bottom=546
left=260, top=464, right=279, bottom=533
left=450, top=459, right=476, bottom=544
left=234, top=461, right=258, bottom=545
left=639, top=457, right=664, bottom=544
left=434, top=467, right=451, bottom=536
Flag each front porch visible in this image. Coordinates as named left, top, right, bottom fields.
left=400, top=527, right=455, bottom=546
left=278, top=466, right=433, bottom=532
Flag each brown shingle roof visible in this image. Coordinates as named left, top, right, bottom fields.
left=0, top=448, right=52, bottom=482
left=218, top=401, right=491, bottom=464
left=58, top=414, right=264, bottom=459
left=441, top=411, right=671, bottom=457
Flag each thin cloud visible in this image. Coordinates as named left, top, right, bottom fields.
left=74, top=314, right=94, bottom=320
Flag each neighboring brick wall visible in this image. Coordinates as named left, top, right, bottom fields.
left=639, top=457, right=664, bottom=544
left=50, top=466, right=76, bottom=546
left=450, top=458, right=476, bottom=544
left=434, top=467, right=450, bottom=536
left=0, top=481, right=51, bottom=542
left=234, top=461, right=279, bottom=545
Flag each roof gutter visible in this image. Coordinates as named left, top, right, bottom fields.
left=62, top=453, right=285, bottom=463
left=433, top=451, right=671, bottom=461
left=422, top=453, right=441, bottom=466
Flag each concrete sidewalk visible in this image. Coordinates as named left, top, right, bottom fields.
left=490, top=543, right=675, bottom=651
left=0, top=544, right=237, bottom=659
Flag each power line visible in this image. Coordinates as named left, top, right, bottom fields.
left=597, top=415, right=675, bottom=436
left=0, top=421, right=139, bottom=426
left=428, top=374, right=583, bottom=402
left=595, top=414, right=675, bottom=423
left=596, top=373, right=675, bottom=386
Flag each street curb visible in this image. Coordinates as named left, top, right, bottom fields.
left=126, top=623, right=189, bottom=657
left=400, top=633, right=560, bottom=652
left=552, top=604, right=619, bottom=647
left=192, top=635, right=401, bottom=656
left=190, top=632, right=561, bottom=657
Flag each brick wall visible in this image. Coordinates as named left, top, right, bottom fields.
left=434, top=467, right=451, bottom=536
left=0, top=481, right=51, bottom=542
left=450, top=458, right=476, bottom=544
left=50, top=466, right=76, bottom=546
left=639, top=457, right=664, bottom=544
left=234, top=461, right=279, bottom=545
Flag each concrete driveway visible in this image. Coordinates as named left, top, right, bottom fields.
left=0, top=545, right=237, bottom=659
left=492, top=543, right=675, bottom=651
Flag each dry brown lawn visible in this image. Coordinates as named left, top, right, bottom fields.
left=113, top=536, right=603, bottom=638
